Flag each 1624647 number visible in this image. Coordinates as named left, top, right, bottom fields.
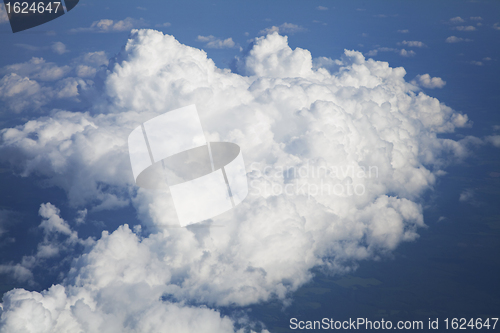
left=5, top=2, right=61, bottom=14
left=444, top=318, right=498, bottom=330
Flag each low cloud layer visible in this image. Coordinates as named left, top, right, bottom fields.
left=0, top=30, right=475, bottom=332
left=259, top=23, right=305, bottom=35
left=197, top=35, right=236, bottom=49
left=445, top=36, right=472, bottom=43
left=366, top=47, right=416, bottom=57
left=70, top=18, right=147, bottom=33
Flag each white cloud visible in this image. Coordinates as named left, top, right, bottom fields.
left=486, top=135, right=500, bottom=147
left=259, top=22, right=306, bottom=35
left=470, top=16, right=482, bottom=21
left=75, top=209, right=87, bottom=224
left=0, top=73, right=47, bottom=112
left=459, top=189, right=474, bottom=202
left=72, top=51, right=109, bottom=77
left=316, top=6, right=328, bottom=10
left=397, top=29, right=409, bottom=33
left=470, top=60, right=483, bottom=66
left=0, top=203, right=94, bottom=286
left=399, top=49, right=416, bottom=57
left=51, top=42, right=69, bottom=55
left=1, top=57, right=71, bottom=81
left=449, top=16, right=465, bottom=23
left=493, top=23, right=500, bottom=30
left=366, top=47, right=415, bottom=57
left=0, top=52, right=107, bottom=113
left=196, top=35, right=236, bottom=49
left=411, top=74, right=446, bottom=89
left=80, top=51, right=109, bottom=67
left=453, top=25, right=476, bottom=31
left=75, top=65, right=97, bottom=78
left=401, top=40, right=426, bottom=48
left=70, top=18, right=147, bottom=33
left=0, top=30, right=476, bottom=332
left=445, top=36, right=472, bottom=43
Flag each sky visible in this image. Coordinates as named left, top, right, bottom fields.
left=0, top=0, right=499, bottom=332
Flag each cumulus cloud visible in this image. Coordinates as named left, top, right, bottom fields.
left=486, top=135, right=500, bottom=148
left=70, top=18, right=147, bottom=33
left=0, top=30, right=475, bottom=332
left=366, top=47, right=415, bottom=57
left=459, top=189, right=477, bottom=204
left=445, top=36, right=472, bottom=43
left=449, top=16, right=465, bottom=23
left=316, top=6, right=328, bottom=10
left=0, top=203, right=94, bottom=287
left=453, top=25, right=476, bottom=31
left=0, top=52, right=108, bottom=113
left=0, top=73, right=45, bottom=112
left=411, top=74, right=446, bottom=89
left=197, top=35, right=236, bottom=49
left=397, top=29, right=409, bottom=33
left=470, top=16, right=482, bottom=21
left=401, top=40, right=426, bottom=48
left=51, top=42, right=69, bottom=55
left=259, top=22, right=305, bottom=35
left=493, top=23, right=500, bottom=30
left=1, top=57, right=71, bottom=81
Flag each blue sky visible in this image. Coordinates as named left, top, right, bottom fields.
left=0, top=1, right=499, bottom=332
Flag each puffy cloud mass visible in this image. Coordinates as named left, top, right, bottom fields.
left=445, top=36, right=472, bottom=43
left=51, top=42, right=69, bottom=55
left=401, top=40, right=426, bottom=48
left=411, top=74, right=446, bottom=89
left=0, top=30, right=473, bottom=332
left=0, top=52, right=109, bottom=113
left=449, top=16, right=465, bottom=24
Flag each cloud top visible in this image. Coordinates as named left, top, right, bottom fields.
left=0, top=29, right=474, bottom=332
